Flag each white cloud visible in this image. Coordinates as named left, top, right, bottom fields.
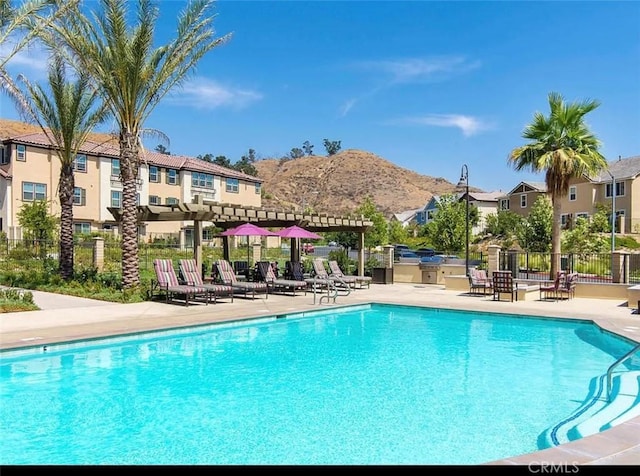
left=339, top=56, right=480, bottom=116
left=394, top=114, right=490, bottom=137
left=339, top=98, right=357, bottom=117
left=356, top=56, right=480, bottom=84
left=1, top=40, right=50, bottom=78
left=170, top=77, right=262, bottom=110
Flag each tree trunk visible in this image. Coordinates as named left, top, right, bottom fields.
left=120, top=132, right=140, bottom=289
left=58, top=165, right=75, bottom=281
left=550, top=194, right=562, bottom=280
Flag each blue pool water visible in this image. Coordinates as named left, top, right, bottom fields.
left=0, top=303, right=636, bottom=465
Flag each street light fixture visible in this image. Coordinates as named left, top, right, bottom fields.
left=456, top=164, right=470, bottom=276
left=607, top=169, right=616, bottom=256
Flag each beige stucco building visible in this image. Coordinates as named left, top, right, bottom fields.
left=0, top=127, right=262, bottom=243
left=498, top=156, right=640, bottom=233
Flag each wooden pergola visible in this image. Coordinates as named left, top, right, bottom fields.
left=108, top=196, right=373, bottom=274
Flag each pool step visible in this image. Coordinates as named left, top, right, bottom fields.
left=542, top=370, right=640, bottom=447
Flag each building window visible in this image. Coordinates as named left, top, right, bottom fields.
left=166, top=197, right=178, bottom=205
left=111, top=158, right=120, bottom=178
left=22, top=182, right=46, bottom=201
left=167, top=169, right=178, bottom=185
left=191, top=172, right=214, bottom=188
left=16, top=144, right=26, bottom=161
left=73, top=154, right=87, bottom=173
left=576, top=212, right=589, bottom=222
left=149, top=195, right=161, bottom=205
left=561, top=213, right=570, bottom=228
left=149, top=166, right=159, bottom=183
left=73, top=187, right=86, bottom=206
left=606, top=181, right=625, bottom=198
left=520, top=194, right=527, bottom=208
left=226, top=178, right=239, bottom=193
left=0, top=146, right=7, bottom=164
left=569, top=186, right=576, bottom=201
left=500, top=199, right=510, bottom=210
left=73, top=222, right=91, bottom=234
left=255, top=182, right=261, bottom=194
left=111, top=191, right=122, bottom=208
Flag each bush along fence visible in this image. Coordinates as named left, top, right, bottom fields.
left=2, top=238, right=638, bottom=285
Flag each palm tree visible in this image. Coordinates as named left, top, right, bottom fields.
left=1, top=0, right=79, bottom=67
left=45, top=0, right=231, bottom=288
left=508, top=92, right=607, bottom=279
left=7, top=55, right=107, bottom=279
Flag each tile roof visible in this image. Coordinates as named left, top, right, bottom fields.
left=590, top=155, right=640, bottom=182
left=3, top=132, right=261, bottom=182
left=467, top=191, right=503, bottom=202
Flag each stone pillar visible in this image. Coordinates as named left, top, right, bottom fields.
left=383, top=245, right=394, bottom=268
left=612, top=251, right=629, bottom=284
left=92, top=237, right=105, bottom=272
left=487, top=245, right=500, bottom=277
left=252, top=242, right=262, bottom=265
left=179, top=228, right=186, bottom=248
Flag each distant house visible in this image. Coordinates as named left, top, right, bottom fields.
left=415, top=195, right=443, bottom=226
left=391, top=208, right=422, bottom=228
left=458, top=190, right=503, bottom=234
left=498, top=181, right=548, bottom=218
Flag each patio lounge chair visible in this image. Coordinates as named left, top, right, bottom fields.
left=178, top=259, right=234, bottom=304
left=328, top=260, right=371, bottom=289
left=539, top=271, right=565, bottom=301
left=287, top=260, right=333, bottom=291
left=153, top=259, right=209, bottom=306
left=255, top=261, right=307, bottom=296
left=468, top=268, right=492, bottom=296
left=215, top=259, right=269, bottom=300
left=312, top=258, right=350, bottom=291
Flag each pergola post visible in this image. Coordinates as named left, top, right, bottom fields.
left=358, top=231, right=365, bottom=276
left=192, top=195, right=203, bottom=274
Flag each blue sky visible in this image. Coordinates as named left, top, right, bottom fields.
left=2, top=0, right=640, bottom=194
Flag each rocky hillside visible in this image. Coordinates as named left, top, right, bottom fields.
left=1, top=119, right=471, bottom=216
left=255, top=150, right=465, bottom=216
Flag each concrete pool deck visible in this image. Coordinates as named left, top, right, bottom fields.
left=1, top=283, right=639, bottom=465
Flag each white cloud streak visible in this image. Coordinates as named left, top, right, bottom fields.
left=356, top=56, right=481, bottom=84
left=339, top=56, right=480, bottom=116
left=394, top=114, right=490, bottom=137
left=170, top=77, right=263, bottom=110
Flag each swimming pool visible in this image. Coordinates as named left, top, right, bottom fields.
left=1, top=303, right=638, bottom=465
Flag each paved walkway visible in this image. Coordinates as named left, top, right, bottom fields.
left=1, top=283, right=639, bottom=465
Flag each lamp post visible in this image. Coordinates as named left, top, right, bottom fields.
left=456, top=164, right=470, bottom=276
left=607, top=169, right=616, bottom=271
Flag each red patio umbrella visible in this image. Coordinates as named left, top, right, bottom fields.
left=276, top=225, right=322, bottom=261
left=276, top=225, right=322, bottom=240
left=220, top=223, right=277, bottom=264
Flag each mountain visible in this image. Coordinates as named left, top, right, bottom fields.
left=254, top=150, right=467, bottom=216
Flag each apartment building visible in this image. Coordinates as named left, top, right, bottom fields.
left=498, top=155, right=640, bottom=233
left=0, top=124, right=262, bottom=241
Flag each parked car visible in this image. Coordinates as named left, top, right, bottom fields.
left=397, top=250, right=420, bottom=260
left=328, top=241, right=338, bottom=247
left=415, top=248, right=436, bottom=258
left=302, top=243, right=315, bottom=254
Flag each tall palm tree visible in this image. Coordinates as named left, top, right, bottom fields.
left=7, top=55, right=107, bottom=279
left=45, top=0, right=230, bottom=288
left=508, top=92, right=607, bottom=279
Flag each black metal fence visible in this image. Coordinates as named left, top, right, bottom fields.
left=497, top=251, right=640, bottom=284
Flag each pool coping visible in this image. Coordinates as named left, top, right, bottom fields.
left=1, top=284, right=639, bottom=465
